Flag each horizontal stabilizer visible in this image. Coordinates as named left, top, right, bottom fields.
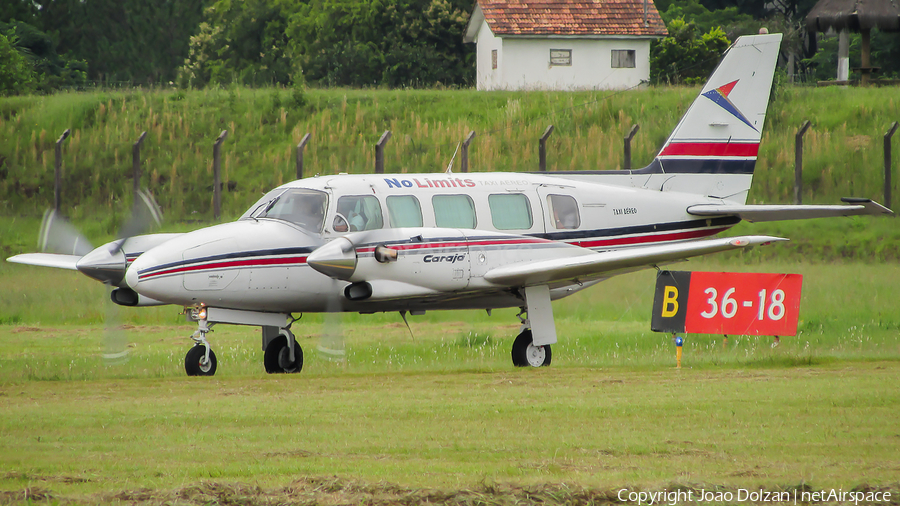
left=484, top=235, right=786, bottom=287
left=7, top=253, right=81, bottom=270
left=687, top=198, right=893, bottom=222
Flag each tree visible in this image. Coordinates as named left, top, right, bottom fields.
left=180, top=0, right=296, bottom=87
left=36, top=0, right=203, bottom=84
left=650, top=17, right=731, bottom=85
left=0, top=29, right=37, bottom=95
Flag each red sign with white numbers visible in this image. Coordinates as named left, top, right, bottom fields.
left=652, top=271, right=803, bottom=336
left=684, top=272, right=802, bottom=336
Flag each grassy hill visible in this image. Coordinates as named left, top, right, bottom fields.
left=0, top=85, right=897, bottom=259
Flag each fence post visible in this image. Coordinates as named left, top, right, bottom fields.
left=623, top=124, right=640, bottom=170
left=885, top=122, right=898, bottom=211
left=461, top=131, right=476, bottom=173
left=213, top=130, right=228, bottom=220
left=132, top=131, right=147, bottom=204
left=296, top=133, right=311, bottom=180
left=794, top=121, right=811, bottom=205
left=54, top=129, right=70, bottom=213
left=375, top=131, right=392, bottom=174
left=539, top=125, right=554, bottom=171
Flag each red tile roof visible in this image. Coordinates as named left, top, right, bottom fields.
left=477, top=0, right=668, bottom=37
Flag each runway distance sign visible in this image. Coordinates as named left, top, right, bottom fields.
left=651, top=271, right=803, bottom=336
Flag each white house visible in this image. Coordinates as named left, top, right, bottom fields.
left=463, top=0, right=668, bottom=91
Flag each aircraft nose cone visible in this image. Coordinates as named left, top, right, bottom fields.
left=76, top=243, right=126, bottom=286
left=307, top=238, right=357, bottom=280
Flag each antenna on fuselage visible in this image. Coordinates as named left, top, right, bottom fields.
left=445, top=142, right=461, bottom=174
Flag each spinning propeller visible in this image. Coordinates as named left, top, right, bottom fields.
left=304, top=228, right=400, bottom=362
left=38, top=189, right=163, bottom=363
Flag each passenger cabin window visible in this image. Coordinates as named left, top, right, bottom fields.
left=386, top=195, right=423, bottom=228
left=432, top=194, right=476, bottom=229
left=243, top=188, right=328, bottom=233
left=489, top=193, right=533, bottom=230
left=337, top=195, right=384, bottom=231
left=548, top=194, right=580, bottom=229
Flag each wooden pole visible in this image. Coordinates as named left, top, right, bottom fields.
left=624, top=124, right=640, bottom=170
left=132, top=131, right=147, bottom=205
left=539, top=125, right=554, bottom=172
left=213, top=130, right=228, bottom=220
left=461, top=131, right=476, bottom=173
left=860, top=29, right=872, bottom=86
left=296, top=133, right=311, bottom=180
left=886, top=122, right=898, bottom=211
left=794, top=121, right=811, bottom=205
left=375, top=131, right=391, bottom=174
left=54, top=129, right=71, bottom=213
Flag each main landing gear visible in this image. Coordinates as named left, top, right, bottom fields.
left=511, top=329, right=552, bottom=367
left=263, top=328, right=303, bottom=373
left=184, top=307, right=301, bottom=377
left=510, top=306, right=552, bottom=368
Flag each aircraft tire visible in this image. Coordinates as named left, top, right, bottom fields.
left=184, top=345, right=217, bottom=376
left=511, top=330, right=551, bottom=367
left=264, top=335, right=304, bottom=374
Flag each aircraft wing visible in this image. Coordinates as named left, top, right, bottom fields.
left=7, top=253, right=81, bottom=270
left=483, top=235, right=786, bottom=287
left=687, top=198, right=893, bottom=223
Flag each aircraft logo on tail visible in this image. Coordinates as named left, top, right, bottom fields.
left=702, top=80, right=758, bottom=132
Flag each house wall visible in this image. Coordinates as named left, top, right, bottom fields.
left=475, top=21, right=503, bottom=91
left=473, top=21, right=652, bottom=91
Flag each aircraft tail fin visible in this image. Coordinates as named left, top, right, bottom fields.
left=636, top=33, right=782, bottom=182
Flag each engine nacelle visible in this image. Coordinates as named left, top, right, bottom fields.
left=111, top=288, right=167, bottom=307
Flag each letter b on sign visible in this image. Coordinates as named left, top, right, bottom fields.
left=661, top=286, right=679, bottom=317
left=651, top=271, right=690, bottom=333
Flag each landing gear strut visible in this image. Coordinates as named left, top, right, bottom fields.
left=264, top=328, right=303, bottom=373
left=185, top=321, right=218, bottom=376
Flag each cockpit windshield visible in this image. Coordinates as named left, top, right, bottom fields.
left=240, top=188, right=327, bottom=233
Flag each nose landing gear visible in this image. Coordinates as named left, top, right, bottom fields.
left=185, top=321, right=218, bottom=376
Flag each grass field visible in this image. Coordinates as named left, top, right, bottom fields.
left=1, top=85, right=898, bottom=221
left=1, top=253, right=898, bottom=504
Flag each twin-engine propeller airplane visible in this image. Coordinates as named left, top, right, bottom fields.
left=8, top=33, right=892, bottom=376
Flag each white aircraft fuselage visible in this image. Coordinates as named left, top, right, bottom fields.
left=126, top=170, right=743, bottom=314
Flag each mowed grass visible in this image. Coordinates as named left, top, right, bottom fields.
left=1, top=364, right=899, bottom=502
left=0, top=254, right=899, bottom=503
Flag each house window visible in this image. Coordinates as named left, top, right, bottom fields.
left=491, top=49, right=498, bottom=69
left=550, top=49, right=572, bottom=67
left=611, top=49, right=636, bottom=68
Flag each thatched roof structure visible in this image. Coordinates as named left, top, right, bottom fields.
left=806, top=0, right=900, bottom=33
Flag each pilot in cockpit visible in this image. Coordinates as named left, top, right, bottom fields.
left=289, top=193, right=325, bottom=233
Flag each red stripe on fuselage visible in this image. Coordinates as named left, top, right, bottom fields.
left=572, top=226, right=727, bottom=249
left=139, top=256, right=308, bottom=280
left=658, top=142, right=759, bottom=157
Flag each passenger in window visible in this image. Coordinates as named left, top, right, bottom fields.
left=553, top=197, right=580, bottom=229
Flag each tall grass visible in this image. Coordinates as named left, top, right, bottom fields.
left=1, top=86, right=897, bottom=222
